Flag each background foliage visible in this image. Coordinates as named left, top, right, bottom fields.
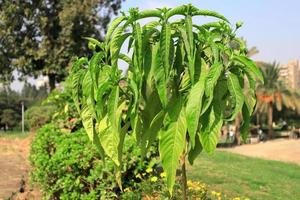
left=0, top=0, right=124, bottom=89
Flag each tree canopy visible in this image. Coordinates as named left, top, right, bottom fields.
left=0, top=0, right=124, bottom=90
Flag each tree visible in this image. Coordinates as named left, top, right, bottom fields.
left=70, top=5, right=262, bottom=199
left=256, top=62, right=300, bottom=138
left=0, top=0, right=124, bottom=90
left=0, top=88, right=21, bottom=130
left=0, top=109, right=20, bottom=130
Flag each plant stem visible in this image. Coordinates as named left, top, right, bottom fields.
left=181, top=152, right=188, bottom=200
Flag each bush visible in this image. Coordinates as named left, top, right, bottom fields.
left=30, top=123, right=158, bottom=199
left=25, top=105, right=56, bottom=131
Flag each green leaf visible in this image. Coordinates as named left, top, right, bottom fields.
left=108, top=86, right=120, bottom=129
left=205, top=62, right=223, bottom=97
left=81, top=104, right=95, bottom=142
left=240, top=104, right=250, bottom=142
left=188, top=133, right=203, bottom=165
left=159, top=108, right=187, bottom=195
left=161, top=23, right=172, bottom=75
left=110, top=27, right=131, bottom=71
left=71, top=69, right=85, bottom=113
left=186, top=59, right=208, bottom=148
left=152, top=43, right=168, bottom=107
left=138, top=9, right=162, bottom=19
left=98, top=115, right=120, bottom=166
left=227, top=72, right=244, bottom=121
left=200, top=105, right=223, bottom=153
left=192, top=9, right=229, bottom=23
left=83, top=37, right=104, bottom=51
left=166, top=5, right=188, bottom=19
left=105, top=16, right=126, bottom=44
left=145, top=110, right=165, bottom=150
left=234, top=55, right=264, bottom=83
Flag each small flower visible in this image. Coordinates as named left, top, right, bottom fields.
left=135, top=173, right=142, bottom=179
left=146, top=167, right=153, bottom=173
left=124, top=188, right=131, bottom=192
left=160, top=172, right=166, bottom=178
left=150, top=176, right=158, bottom=182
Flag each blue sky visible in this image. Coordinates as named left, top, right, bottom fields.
left=121, top=0, right=300, bottom=63
left=10, top=0, right=300, bottom=91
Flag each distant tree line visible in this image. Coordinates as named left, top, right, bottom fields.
left=0, top=83, right=48, bottom=131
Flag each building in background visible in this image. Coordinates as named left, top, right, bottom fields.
left=279, top=60, right=300, bottom=90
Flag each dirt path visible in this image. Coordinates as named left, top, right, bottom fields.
left=222, top=139, right=300, bottom=165
left=0, top=135, right=40, bottom=200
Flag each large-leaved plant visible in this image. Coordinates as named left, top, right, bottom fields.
left=70, top=4, right=263, bottom=198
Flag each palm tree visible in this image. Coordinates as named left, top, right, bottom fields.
left=256, top=62, right=300, bottom=138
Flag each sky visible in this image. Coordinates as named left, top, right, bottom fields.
left=121, top=0, right=300, bottom=63
left=10, top=0, right=300, bottom=91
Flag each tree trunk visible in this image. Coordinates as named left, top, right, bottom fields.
left=234, top=113, right=241, bottom=145
left=268, top=103, right=273, bottom=138
left=48, top=74, right=56, bottom=91
left=181, top=152, right=188, bottom=200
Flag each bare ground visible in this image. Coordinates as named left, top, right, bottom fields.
left=0, top=134, right=40, bottom=200
left=222, top=139, right=300, bottom=165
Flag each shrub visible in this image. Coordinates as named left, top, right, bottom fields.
left=30, top=123, right=157, bottom=199
left=0, top=108, right=20, bottom=130
left=24, top=105, right=56, bottom=131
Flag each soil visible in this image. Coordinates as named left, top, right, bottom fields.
left=0, top=134, right=41, bottom=200
left=222, top=139, right=300, bottom=165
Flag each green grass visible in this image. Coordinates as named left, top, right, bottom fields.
left=0, top=130, right=29, bottom=139
left=187, top=151, right=300, bottom=200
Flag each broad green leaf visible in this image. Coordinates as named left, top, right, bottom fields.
left=134, top=23, right=143, bottom=70
left=145, top=110, right=165, bottom=150
left=110, top=27, right=131, bottom=71
left=240, top=104, right=250, bottom=142
left=138, top=9, right=162, bottom=19
left=186, top=15, right=194, bottom=55
left=188, top=133, right=203, bottom=165
left=105, top=16, right=126, bottom=44
left=71, top=69, right=85, bottom=113
left=166, top=5, right=187, bottom=19
left=98, top=115, right=120, bottom=166
left=119, top=53, right=131, bottom=64
left=192, top=9, right=229, bottom=23
left=161, top=23, right=171, bottom=75
left=83, top=37, right=104, bottom=51
left=200, top=105, right=223, bottom=153
left=186, top=59, right=208, bottom=148
left=205, top=62, right=223, bottom=97
left=108, top=86, right=120, bottom=129
left=152, top=43, right=168, bottom=107
left=89, top=52, right=104, bottom=88
left=81, top=104, right=95, bottom=142
left=227, top=72, right=244, bottom=121
left=234, top=55, right=264, bottom=83
left=159, top=108, right=187, bottom=194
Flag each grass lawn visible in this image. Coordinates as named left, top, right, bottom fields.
left=187, top=151, right=300, bottom=200
left=0, top=130, right=29, bottom=139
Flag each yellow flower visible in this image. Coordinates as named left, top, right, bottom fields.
left=146, top=167, right=153, bottom=173
left=135, top=173, right=142, bottom=179
left=160, top=172, right=167, bottom=178
left=150, top=176, right=158, bottom=182
left=124, top=188, right=131, bottom=192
